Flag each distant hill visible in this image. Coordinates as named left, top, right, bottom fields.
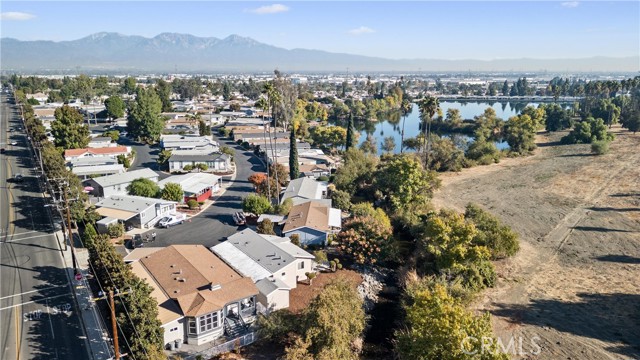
left=1, top=32, right=637, bottom=73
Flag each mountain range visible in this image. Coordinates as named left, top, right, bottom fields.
left=1, top=32, right=637, bottom=73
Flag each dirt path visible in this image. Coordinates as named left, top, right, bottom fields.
left=433, top=126, right=640, bottom=360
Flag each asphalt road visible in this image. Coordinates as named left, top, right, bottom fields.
left=0, top=93, right=90, bottom=360
left=140, top=136, right=266, bottom=248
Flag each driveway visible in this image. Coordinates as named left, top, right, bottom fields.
left=138, top=136, right=265, bottom=248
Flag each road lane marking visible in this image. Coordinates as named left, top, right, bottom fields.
left=0, top=233, right=55, bottom=243
left=0, top=293, right=72, bottom=311
left=0, top=285, right=66, bottom=300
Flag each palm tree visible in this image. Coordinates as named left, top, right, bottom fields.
left=418, top=96, right=440, bottom=169
left=400, top=99, right=412, bottom=153
left=263, top=82, right=283, bottom=197
left=255, top=96, right=271, bottom=201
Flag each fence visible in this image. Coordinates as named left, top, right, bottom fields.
left=181, top=332, right=257, bottom=360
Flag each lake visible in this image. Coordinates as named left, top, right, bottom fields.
left=353, top=101, right=541, bottom=154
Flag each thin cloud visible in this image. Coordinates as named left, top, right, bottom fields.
left=561, top=1, right=579, bottom=8
left=1, top=12, right=36, bottom=21
left=248, top=4, right=289, bottom=14
left=348, top=26, right=376, bottom=36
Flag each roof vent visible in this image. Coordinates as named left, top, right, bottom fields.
left=210, top=283, right=221, bottom=291
left=170, top=264, right=175, bottom=268
left=174, top=290, right=180, bottom=294
left=179, top=278, right=187, bottom=282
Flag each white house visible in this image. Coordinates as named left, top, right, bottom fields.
left=160, top=135, right=219, bottom=153
left=84, top=168, right=159, bottom=198
left=87, top=136, right=116, bottom=148
left=168, top=154, right=232, bottom=172
left=125, top=245, right=259, bottom=350
left=280, top=177, right=329, bottom=206
left=72, top=164, right=125, bottom=180
left=211, top=229, right=314, bottom=312
left=64, top=146, right=131, bottom=162
left=94, top=194, right=176, bottom=230
left=157, top=173, right=222, bottom=203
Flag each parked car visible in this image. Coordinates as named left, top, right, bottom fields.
left=14, top=174, right=23, bottom=182
left=127, top=235, right=144, bottom=249
left=10, top=141, right=17, bottom=146
left=0, top=148, right=5, bottom=154
left=158, top=213, right=187, bottom=228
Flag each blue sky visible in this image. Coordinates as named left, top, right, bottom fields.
left=1, top=1, right=638, bottom=60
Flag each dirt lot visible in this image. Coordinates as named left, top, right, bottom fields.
left=288, top=269, right=363, bottom=313
left=433, top=125, right=640, bottom=360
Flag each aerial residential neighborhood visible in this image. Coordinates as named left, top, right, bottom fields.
left=1, top=2, right=639, bottom=360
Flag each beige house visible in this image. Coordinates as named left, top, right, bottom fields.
left=211, top=229, right=315, bottom=312
left=282, top=201, right=342, bottom=247
left=126, top=245, right=259, bottom=349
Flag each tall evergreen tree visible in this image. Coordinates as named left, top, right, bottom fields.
left=289, top=125, right=300, bottom=180
left=345, top=113, right=356, bottom=150
left=127, top=87, right=164, bottom=143
left=51, top=105, right=90, bottom=149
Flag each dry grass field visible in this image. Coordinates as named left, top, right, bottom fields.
left=433, top=126, right=640, bottom=360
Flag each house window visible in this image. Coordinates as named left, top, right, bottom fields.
left=199, top=312, right=219, bottom=333
left=188, top=318, right=197, bottom=335
left=298, top=262, right=304, bottom=270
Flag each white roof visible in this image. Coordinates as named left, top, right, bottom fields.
left=96, top=194, right=175, bottom=214
left=157, top=173, right=221, bottom=195
left=280, top=178, right=328, bottom=205
left=257, top=214, right=286, bottom=224
left=92, top=168, right=158, bottom=187
left=72, top=164, right=125, bottom=176
left=329, top=208, right=342, bottom=228
left=255, top=278, right=290, bottom=296
left=211, top=241, right=272, bottom=282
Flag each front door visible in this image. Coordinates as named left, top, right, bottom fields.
left=226, top=303, right=239, bottom=319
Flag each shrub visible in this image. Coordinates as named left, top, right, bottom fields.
left=257, top=218, right=276, bottom=235
left=591, top=140, right=610, bottom=155
left=274, top=198, right=293, bottom=215
left=183, top=164, right=194, bottom=172
left=242, top=194, right=272, bottom=215
left=195, top=163, right=208, bottom=171
left=317, top=175, right=330, bottom=182
left=314, top=250, right=327, bottom=264
left=290, top=233, right=301, bottom=246
left=186, top=199, right=199, bottom=210
left=107, top=223, right=124, bottom=239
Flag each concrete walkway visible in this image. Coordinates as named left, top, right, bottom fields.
left=56, top=231, right=113, bottom=360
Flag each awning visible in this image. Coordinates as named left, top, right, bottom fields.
left=95, top=207, right=138, bottom=221
left=84, top=186, right=95, bottom=191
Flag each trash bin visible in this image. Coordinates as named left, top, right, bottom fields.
left=174, top=339, right=182, bottom=349
left=167, top=342, right=174, bottom=351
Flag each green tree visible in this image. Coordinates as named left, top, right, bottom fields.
left=127, top=87, right=164, bottom=143
left=591, top=140, right=610, bottom=155
left=242, top=194, right=272, bottom=215
left=345, top=113, right=357, bottom=150
left=375, top=155, right=440, bottom=211
left=289, top=126, right=300, bottom=180
left=427, top=136, right=465, bottom=172
left=157, top=149, right=172, bottom=169
left=51, top=105, right=90, bottom=149
left=104, top=95, right=125, bottom=121
left=257, top=218, right=276, bottom=235
left=126, top=178, right=160, bottom=198
left=360, top=134, right=377, bottom=154
left=333, top=149, right=378, bottom=195
left=198, top=119, right=211, bottom=136
left=86, top=234, right=164, bottom=359
left=337, top=214, right=394, bottom=264
left=504, top=114, right=537, bottom=155
left=544, top=103, right=572, bottom=131
left=122, top=77, right=137, bottom=94
left=464, top=204, right=519, bottom=259
left=107, top=223, right=125, bottom=238
left=310, top=125, right=349, bottom=149
left=161, top=182, right=184, bottom=202
left=561, top=117, right=615, bottom=144
left=330, top=189, right=352, bottom=212
left=288, top=277, right=365, bottom=360
left=103, top=130, right=120, bottom=143
left=418, top=96, right=440, bottom=168
left=273, top=198, right=293, bottom=215
left=382, top=136, right=396, bottom=154
left=396, top=283, right=509, bottom=360
left=155, top=79, right=173, bottom=112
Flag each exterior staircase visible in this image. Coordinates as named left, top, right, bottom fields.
left=224, top=316, right=247, bottom=338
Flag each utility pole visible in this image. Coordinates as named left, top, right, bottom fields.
left=93, top=289, right=130, bottom=360
left=62, top=183, right=79, bottom=273
left=110, top=290, right=120, bottom=360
